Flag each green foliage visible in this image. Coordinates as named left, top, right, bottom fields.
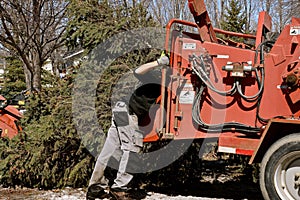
left=221, top=0, right=247, bottom=33
left=0, top=75, right=95, bottom=189
left=0, top=0, right=162, bottom=190
left=1, top=56, right=26, bottom=98
left=0, top=48, right=160, bottom=189
left=65, top=0, right=157, bottom=51
left=65, top=0, right=113, bottom=49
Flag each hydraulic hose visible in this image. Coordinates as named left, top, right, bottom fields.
left=254, top=40, right=276, bottom=123
left=192, top=84, right=261, bottom=134
left=236, top=67, right=265, bottom=102
left=190, top=54, right=262, bottom=134
left=191, top=54, right=237, bottom=96
left=190, top=40, right=277, bottom=132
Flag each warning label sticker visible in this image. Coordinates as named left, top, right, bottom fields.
left=183, top=43, right=196, bottom=50
left=290, top=26, right=300, bottom=35
left=179, top=84, right=195, bottom=104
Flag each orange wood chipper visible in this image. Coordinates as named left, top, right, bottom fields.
left=0, top=95, right=23, bottom=138
left=142, top=0, right=300, bottom=199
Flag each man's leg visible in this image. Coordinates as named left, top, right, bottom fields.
left=87, top=125, right=121, bottom=199
left=109, top=150, right=135, bottom=200
left=89, top=125, right=120, bottom=186
left=109, top=102, right=143, bottom=199
left=111, top=150, right=133, bottom=190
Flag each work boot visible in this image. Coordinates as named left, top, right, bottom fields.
left=86, top=184, right=110, bottom=200
left=109, top=187, right=132, bottom=200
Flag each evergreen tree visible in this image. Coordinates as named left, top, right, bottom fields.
left=221, top=0, right=247, bottom=33
left=65, top=0, right=156, bottom=51
left=0, top=74, right=94, bottom=188
left=65, top=0, right=162, bottom=141
left=0, top=0, right=161, bottom=189
left=1, top=57, right=26, bottom=99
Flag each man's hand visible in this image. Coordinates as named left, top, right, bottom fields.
left=157, top=55, right=169, bottom=66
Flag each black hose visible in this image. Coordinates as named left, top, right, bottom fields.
left=254, top=40, right=276, bottom=123
left=236, top=67, right=264, bottom=102
left=190, top=50, right=270, bottom=134
left=192, top=84, right=261, bottom=134
left=191, top=55, right=237, bottom=96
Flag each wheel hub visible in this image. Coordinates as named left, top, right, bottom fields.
left=275, top=152, right=300, bottom=200
left=294, top=173, right=300, bottom=189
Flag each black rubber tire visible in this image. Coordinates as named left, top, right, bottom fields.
left=260, top=133, right=300, bottom=200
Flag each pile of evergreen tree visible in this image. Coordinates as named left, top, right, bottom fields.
left=0, top=73, right=94, bottom=188
left=0, top=0, right=160, bottom=189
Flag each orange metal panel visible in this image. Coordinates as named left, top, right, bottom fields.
left=219, top=135, right=260, bottom=156
left=249, top=119, right=300, bottom=163
left=255, top=11, right=272, bottom=48
left=188, top=0, right=217, bottom=43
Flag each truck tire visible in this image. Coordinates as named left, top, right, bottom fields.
left=260, top=133, right=300, bottom=200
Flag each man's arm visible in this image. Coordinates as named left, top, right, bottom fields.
left=134, top=56, right=169, bottom=75
left=134, top=61, right=158, bottom=75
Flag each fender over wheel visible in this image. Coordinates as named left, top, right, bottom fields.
left=260, top=133, right=300, bottom=200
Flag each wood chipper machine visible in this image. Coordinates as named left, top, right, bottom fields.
left=0, top=95, right=23, bottom=139
left=142, top=0, right=300, bottom=199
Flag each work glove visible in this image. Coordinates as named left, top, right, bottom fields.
left=157, top=52, right=169, bottom=65
left=0, top=100, right=7, bottom=109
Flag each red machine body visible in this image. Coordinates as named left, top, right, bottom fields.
left=142, top=2, right=300, bottom=198
left=0, top=95, right=23, bottom=138
left=143, top=0, right=300, bottom=160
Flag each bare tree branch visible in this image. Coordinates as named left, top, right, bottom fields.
left=0, top=0, right=68, bottom=91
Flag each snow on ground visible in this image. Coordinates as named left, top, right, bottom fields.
left=0, top=187, right=231, bottom=200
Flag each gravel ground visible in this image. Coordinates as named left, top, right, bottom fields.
left=0, top=172, right=263, bottom=200
left=0, top=187, right=235, bottom=200
left=0, top=154, right=263, bottom=200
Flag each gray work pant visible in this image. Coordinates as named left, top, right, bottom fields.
left=88, top=101, right=143, bottom=190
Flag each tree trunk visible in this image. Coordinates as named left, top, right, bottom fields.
left=278, top=0, right=283, bottom=31
left=33, top=64, right=41, bottom=92
left=266, top=0, right=271, bottom=13
left=22, top=54, right=42, bottom=92
left=32, top=0, right=42, bottom=92
left=23, top=67, right=33, bottom=91
left=212, top=0, right=220, bottom=28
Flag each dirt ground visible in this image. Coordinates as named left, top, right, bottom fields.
left=0, top=164, right=264, bottom=200
left=0, top=181, right=263, bottom=200
left=0, top=146, right=264, bottom=200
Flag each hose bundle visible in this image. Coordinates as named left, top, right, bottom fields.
left=190, top=53, right=261, bottom=134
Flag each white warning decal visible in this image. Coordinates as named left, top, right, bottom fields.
left=290, top=26, right=300, bottom=35
left=183, top=43, right=196, bottom=50
left=179, top=83, right=195, bottom=104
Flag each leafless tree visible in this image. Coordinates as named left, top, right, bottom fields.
left=260, top=0, right=300, bottom=32
left=276, top=0, right=300, bottom=31
left=205, top=0, right=259, bottom=32
left=146, top=0, right=193, bottom=27
left=112, top=0, right=300, bottom=33
left=206, top=0, right=300, bottom=33
left=0, top=0, right=68, bottom=91
left=205, top=0, right=224, bottom=28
